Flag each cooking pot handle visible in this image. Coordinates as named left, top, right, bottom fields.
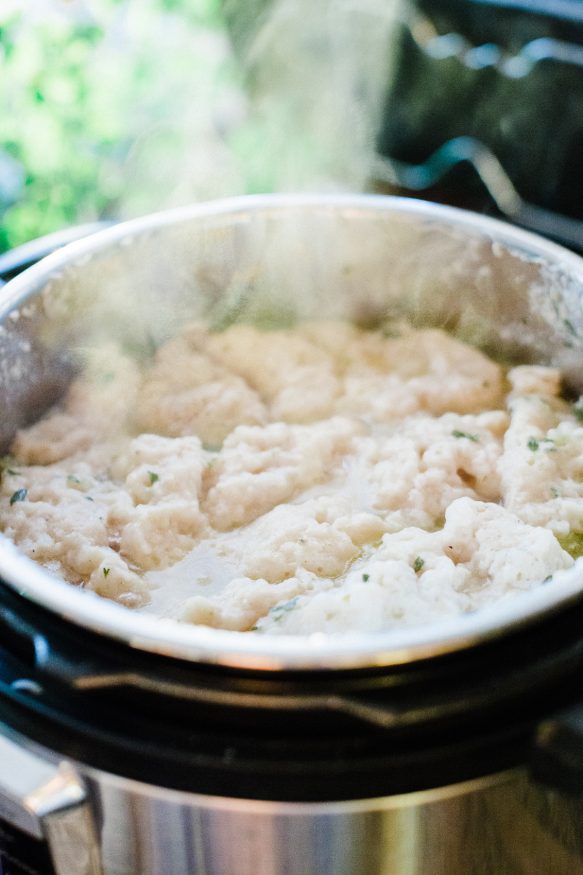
left=0, top=222, right=113, bottom=285
left=532, top=703, right=583, bottom=797
left=0, top=726, right=103, bottom=874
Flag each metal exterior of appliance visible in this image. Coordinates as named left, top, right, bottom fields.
left=0, top=732, right=102, bottom=875
left=2, top=724, right=583, bottom=875
left=84, top=767, right=583, bottom=875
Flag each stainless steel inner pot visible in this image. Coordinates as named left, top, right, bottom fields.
left=2, top=195, right=583, bottom=875
left=1, top=193, right=583, bottom=671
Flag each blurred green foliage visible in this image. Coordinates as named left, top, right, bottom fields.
left=1, top=0, right=381, bottom=253
left=0, top=0, right=231, bottom=253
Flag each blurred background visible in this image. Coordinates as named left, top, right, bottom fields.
left=1, top=0, right=582, bottom=254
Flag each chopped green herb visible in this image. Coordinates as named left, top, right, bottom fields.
left=550, top=486, right=561, bottom=498
left=5, top=468, right=19, bottom=476
left=452, top=430, right=479, bottom=442
left=147, top=471, right=159, bottom=485
left=103, top=567, right=110, bottom=578
left=85, top=496, right=95, bottom=502
left=531, top=436, right=558, bottom=453
left=573, top=401, right=583, bottom=423
left=270, top=596, right=300, bottom=619
left=543, top=575, right=553, bottom=584
left=564, top=318, right=577, bottom=337
left=362, top=573, right=370, bottom=582
left=9, top=488, right=27, bottom=505
left=67, top=474, right=82, bottom=486
left=413, top=556, right=425, bottom=573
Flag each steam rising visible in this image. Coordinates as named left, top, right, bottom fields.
left=42, top=0, right=402, bottom=356
left=223, top=0, right=400, bottom=194
left=117, top=0, right=401, bottom=212
left=2, top=0, right=401, bottom=245
left=109, top=0, right=402, bottom=344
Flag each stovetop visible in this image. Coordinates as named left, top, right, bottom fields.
left=373, top=0, right=583, bottom=252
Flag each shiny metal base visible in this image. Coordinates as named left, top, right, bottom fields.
left=92, top=767, right=583, bottom=875
left=2, top=724, right=583, bottom=874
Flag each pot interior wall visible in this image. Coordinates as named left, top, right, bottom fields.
left=1, top=200, right=583, bottom=455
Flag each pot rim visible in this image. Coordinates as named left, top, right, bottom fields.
left=2, top=192, right=583, bottom=672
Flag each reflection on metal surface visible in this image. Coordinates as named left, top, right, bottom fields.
left=86, top=765, right=583, bottom=875
left=376, top=7, right=583, bottom=250
left=373, top=138, right=523, bottom=214
left=0, top=223, right=112, bottom=288
left=373, top=140, right=583, bottom=250
left=4, top=701, right=583, bottom=874
left=0, top=731, right=103, bottom=874
left=423, top=33, right=583, bottom=76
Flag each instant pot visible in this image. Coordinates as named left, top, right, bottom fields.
left=2, top=195, right=583, bottom=875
